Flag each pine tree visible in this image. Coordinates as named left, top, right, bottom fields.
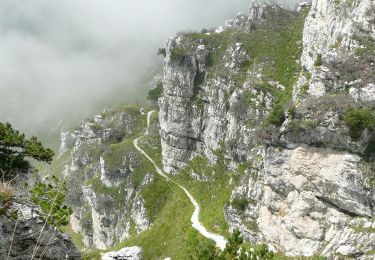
left=0, top=122, right=54, bottom=179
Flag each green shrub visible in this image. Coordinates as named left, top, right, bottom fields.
left=343, top=107, right=375, bottom=140
left=244, top=219, right=259, bottom=232
left=288, top=105, right=297, bottom=118
left=0, top=122, right=54, bottom=180
left=223, top=229, right=274, bottom=259
left=30, top=176, right=73, bottom=228
left=315, top=54, right=323, bottom=66
left=288, top=119, right=316, bottom=131
left=242, top=244, right=274, bottom=259
left=189, top=229, right=275, bottom=259
left=222, top=229, right=244, bottom=258
left=90, top=123, right=102, bottom=131
left=170, top=46, right=189, bottom=61
left=81, top=250, right=101, bottom=260
left=231, top=198, right=249, bottom=211
left=157, top=48, right=166, bottom=57
left=267, top=102, right=286, bottom=126
left=360, top=159, right=375, bottom=188
left=355, top=36, right=375, bottom=57
left=147, top=83, right=163, bottom=102
left=187, top=229, right=218, bottom=259
left=314, top=53, right=323, bottom=66
left=304, top=71, right=312, bottom=80
left=300, top=84, right=309, bottom=94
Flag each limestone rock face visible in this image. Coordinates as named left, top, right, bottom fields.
left=158, top=0, right=375, bottom=258
left=0, top=204, right=80, bottom=260
left=298, top=0, right=375, bottom=98
left=301, top=0, right=374, bottom=71
left=159, top=21, right=275, bottom=173
left=58, top=131, right=76, bottom=157
left=60, top=109, right=152, bottom=250
left=218, top=0, right=265, bottom=33
left=226, top=147, right=374, bottom=257
left=101, top=246, right=142, bottom=260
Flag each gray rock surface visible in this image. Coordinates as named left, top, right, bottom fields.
left=101, top=246, right=142, bottom=260
left=0, top=204, right=80, bottom=260
left=158, top=0, right=375, bottom=258
left=298, top=0, right=375, bottom=98
left=159, top=18, right=274, bottom=173
left=226, top=146, right=374, bottom=257
left=60, top=109, right=152, bottom=249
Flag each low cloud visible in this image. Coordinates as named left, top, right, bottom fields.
left=0, top=0, right=300, bottom=143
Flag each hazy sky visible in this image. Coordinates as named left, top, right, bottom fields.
left=0, top=0, right=300, bottom=144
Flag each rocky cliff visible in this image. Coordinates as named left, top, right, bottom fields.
left=57, top=107, right=155, bottom=250
left=0, top=203, right=80, bottom=259
left=158, top=0, right=375, bottom=258
left=159, top=1, right=303, bottom=173
left=48, top=0, right=375, bottom=258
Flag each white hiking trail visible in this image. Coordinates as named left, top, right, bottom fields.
left=133, top=110, right=227, bottom=250
left=145, top=110, right=154, bottom=136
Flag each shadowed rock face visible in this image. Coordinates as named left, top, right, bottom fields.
left=0, top=205, right=80, bottom=260
left=158, top=0, right=375, bottom=258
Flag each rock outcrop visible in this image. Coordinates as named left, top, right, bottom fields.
left=0, top=204, right=80, bottom=260
left=158, top=0, right=375, bottom=258
left=158, top=1, right=292, bottom=173
left=226, top=146, right=374, bottom=257
left=59, top=108, right=153, bottom=249
left=101, top=246, right=142, bottom=260
left=297, top=0, right=375, bottom=101
left=45, top=0, right=375, bottom=258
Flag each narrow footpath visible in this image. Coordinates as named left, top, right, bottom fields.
left=133, top=110, right=227, bottom=250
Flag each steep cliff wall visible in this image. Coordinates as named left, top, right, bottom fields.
left=158, top=0, right=375, bottom=258
left=57, top=107, right=154, bottom=250
left=159, top=1, right=304, bottom=173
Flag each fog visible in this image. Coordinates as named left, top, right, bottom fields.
left=0, top=0, right=300, bottom=146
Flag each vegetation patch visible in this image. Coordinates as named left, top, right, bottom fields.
left=350, top=222, right=375, bottom=233
left=0, top=182, right=15, bottom=216
left=314, top=53, right=323, bottom=66
left=244, top=219, right=260, bottom=233
left=147, top=82, right=163, bottom=102
left=230, top=91, right=258, bottom=115
left=0, top=122, right=54, bottom=180
left=30, top=175, right=73, bottom=228
left=170, top=45, right=194, bottom=62
left=171, top=153, right=241, bottom=236
left=61, top=224, right=85, bottom=251
left=288, top=119, right=317, bottom=132
left=231, top=197, right=250, bottom=211
left=355, top=36, right=375, bottom=57
left=183, top=7, right=309, bottom=128
left=80, top=111, right=203, bottom=259
left=102, top=139, right=134, bottom=169
left=343, top=107, right=375, bottom=141
left=107, top=175, right=196, bottom=259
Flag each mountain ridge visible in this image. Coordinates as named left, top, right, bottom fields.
left=44, top=0, right=375, bottom=258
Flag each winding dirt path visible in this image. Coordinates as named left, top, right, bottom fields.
left=133, top=110, right=227, bottom=250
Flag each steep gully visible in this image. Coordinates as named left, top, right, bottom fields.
left=133, top=111, right=227, bottom=250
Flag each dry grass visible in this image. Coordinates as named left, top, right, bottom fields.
left=0, top=182, right=15, bottom=205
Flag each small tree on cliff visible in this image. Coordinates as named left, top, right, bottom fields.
left=0, top=122, right=54, bottom=180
